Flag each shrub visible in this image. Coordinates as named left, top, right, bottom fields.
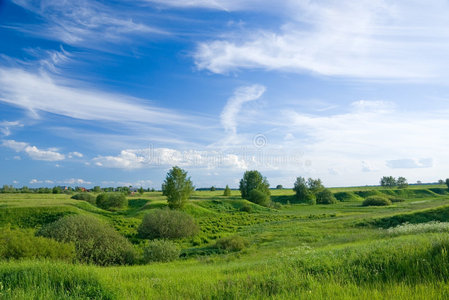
left=37, top=215, right=135, bottom=266
left=390, top=197, right=406, bottom=203
left=143, top=239, right=180, bottom=263
left=0, top=227, right=75, bottom=261
left=248, top=189, right=270, bottom=206
left=240, top=203, right=252, bottom=213
left=316, top=189, right=337, bottom=204
left=71, top=193, right=96, bottom=204
left=96, top=192, right=128, bottom=210
left=138, top=209, right=199, bottom=239
left=215, top=235, right=248, bottom=252
left=362, top=196, right=392, bottom=206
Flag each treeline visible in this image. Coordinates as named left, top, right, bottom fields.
left=0, top=185, right=156, bottom=194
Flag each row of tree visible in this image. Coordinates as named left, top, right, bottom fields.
left=380, top=176, right=408, bottom=188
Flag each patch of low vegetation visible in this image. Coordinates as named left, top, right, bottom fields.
left=37, top=215, right=135, bottom=266
left=370, top=205, right=449, bottom=228
left=362, top=196, right=392, bottom=206
left=143, top=239, right=180, bottom=263
left=137, top=209, right=199, bottom=239
left=215, top=235, right=248, bottom=252
left=386, top=221, right=449, bottom=236
left=96, top=192, right=128, bottom=210
left=0, top=227, right=75, bottom=261
left=333, top=192, right=362, bottom=202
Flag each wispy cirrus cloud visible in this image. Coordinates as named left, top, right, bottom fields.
left=193, top=0, right=449, bottom=80
left=220, top=84, right=265, bottom=135
left=0, top=67, right=189, bottom=127
left=11, top=0, right=166, bottom=49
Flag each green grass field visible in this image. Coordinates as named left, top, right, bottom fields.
left=1, top=186, right=449, bottom=299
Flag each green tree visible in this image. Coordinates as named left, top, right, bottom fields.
left=138, top=187, right=145, bottom=195
left=93, top=186, right=101, bottom=193
left=397, top=177, right=408, bottom=189
left=239, top=170, right=270, bottom=200
left=276, top=184, right=283, bottom=189
left=248, top=189, right=270, bottom=206
left=223, top=185, right=231, bottom=196
left=307, top=178, right=324, bottom=194
left=52, top=186, right=62, bottom=194
left=293, top=177, right=315, bottom=204
left=210, top=186, right=216, bottom=191
left=380, top=176, right=397, bottom=188
left=162, top=166, right=194, bottom=209
left=446, top=178, right=449, bottom=190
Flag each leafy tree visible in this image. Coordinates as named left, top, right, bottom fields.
left=162, top=166, right=194, bottom=209
left=239, top=170, right=270, bottom=200
left=276, top=185, right=283, bottom=189
left=293, top=177, right=315, bottom=204
left=438, top=179, right=445, bottom=185
left=397, top=177, right=408, bottom=189
left=138, top=187, right=145, bottom=195
left=223, top=185, right=231, bottom=196
left=138, top=209, right=199, bottom=239
left=446, top=178, right=449, bottom=190
left=307, top=178, right=324, bottom=194
left=380, top=176, right=397, bottom=188
left=52, top=186, right=62, bottom=194
left=316, top=188, right=337, bottom=204
left=93, top=186, right=101, bottom=193
left=210, top=186, right=216, bottom=191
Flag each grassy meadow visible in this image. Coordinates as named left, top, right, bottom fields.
left=1, top=185, right=449, bottom=299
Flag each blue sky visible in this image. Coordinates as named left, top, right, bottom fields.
left=1, top=0, right=449, bottom=189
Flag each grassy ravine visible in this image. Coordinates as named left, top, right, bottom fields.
left=1, top=186, right=449, bottom=299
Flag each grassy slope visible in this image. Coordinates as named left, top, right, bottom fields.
left=1, top=186, right=449, bottom=299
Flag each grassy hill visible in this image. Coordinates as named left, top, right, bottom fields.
left=1, top=186, right=449, bottom=299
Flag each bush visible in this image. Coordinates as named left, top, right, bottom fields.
left=71, top=193, right=96, bottom=204
left=316, top=189, right=337, bottom=204
left=215, top=235, right=248, bottom=252
left=96, top=193, right=128, bottom=210
left=248, top=189, right=270, bottom=206
left=0, top=227, right=75, bottom=261
left=362, top=196, right=392, bottom=206
left=240, top=203, right=252, bottom=213
left=143, top=239, right=180, bottom=263
left=390, top=197, right=406, bottom=203
left=37, top=215, right=135, bottom=266
left=138, top=209, right=199, bottom=239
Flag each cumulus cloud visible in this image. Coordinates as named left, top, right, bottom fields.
left=2, top=140, right=65, bottom=161
left=63, top=178, right=92, bottom=185
left=68, top=152, right=83, bottom=158
left=220, top=84, right=266, bottom=134
left=194, top=0, right=449, bottom=80
left=93, top=147, right=248, bottom=170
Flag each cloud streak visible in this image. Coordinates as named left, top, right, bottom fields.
left=194, top=0, right=449, bottom=80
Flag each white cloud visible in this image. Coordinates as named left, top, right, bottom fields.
left=11, top=0, right=166, bottom=49
left=93, top=147, right=248, bottom=170
left=63, top=178, right=92, bottom=185
left=0, top=121, right=23, bottom=136
left=2, top=140, right=65, bottom=161
left=194, top=0, right=449, bottom=80
left=0, top=67, right=190, bottom=127
left=29, top=179, right=55, bottom=184
left=220, top=84, right=266, bottom=134
left=68, top=152, right=83, bottom=158
left=386, top=158, right=433, bottom=169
